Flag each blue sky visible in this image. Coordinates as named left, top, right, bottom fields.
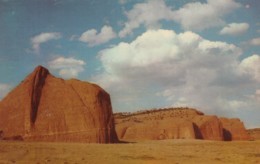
left=0, top=0, right=259, bottom=128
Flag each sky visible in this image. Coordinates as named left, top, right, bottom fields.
left=0, top=0, right=259, bottom=128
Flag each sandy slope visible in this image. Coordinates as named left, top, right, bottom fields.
left=0, top=140, right=259, bottom=164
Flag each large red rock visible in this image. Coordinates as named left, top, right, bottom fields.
left=192, top=115, right=223, bottom=141
left=114, top=108, right=249, bottom=141
left=220, top=118, right=250, bottom=141
left=0, top=66, right=118, bottom=143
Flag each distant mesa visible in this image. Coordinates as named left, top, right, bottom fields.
left=0, top=66, right=118, bottom=143
left=114, top=108, right=250, bottom=141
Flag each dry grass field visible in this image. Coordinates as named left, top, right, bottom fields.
left=0, top=140, right=259, bottom=164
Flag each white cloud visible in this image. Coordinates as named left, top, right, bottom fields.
left=240, top=54, right=260, bottom=82
left=119, top=0, right=174, bottom=37
left=48, top=57, right=86, bottom=79
left=79, top=25, right=116, bottom=46
left=96, top=29, right=241, bottom=104
left=220, top=23, right=249, bottom=36
left=0, top=83, right=12, bottom=100
left=249, top=37, right=260, bottom=46
left=174, top=0, right=241, bottom=31
left=31, top=32, right=61, bottom=53
left=94, top=29, right=259, bottom=127
left=119, top=0, right=241, bottom=37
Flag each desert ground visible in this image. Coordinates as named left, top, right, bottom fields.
left=0, top=140, right=259, bottom=164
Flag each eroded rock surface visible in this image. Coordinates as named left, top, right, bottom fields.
left=114, top=108, right=249, bottom=141
left=0, top=66, right=118, bottom=143
left=220, top=118, right=250, bottom=141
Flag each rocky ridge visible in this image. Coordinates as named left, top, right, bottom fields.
left=114, top=108, right=250, bottom=141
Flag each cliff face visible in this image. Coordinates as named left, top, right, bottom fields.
left=114, top=108, right=249, bottom=141
left=192, top=115, right=223, bottom=141
left=116, top=118, right=196, bottom=140
left=220, top=118, right=250, bottom=141
left=0, top=66, right=118, bottom=143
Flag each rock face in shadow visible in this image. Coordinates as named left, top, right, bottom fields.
left=114, top=108, right=249, bottom=141
left=0, top=66, right=118, bottom=143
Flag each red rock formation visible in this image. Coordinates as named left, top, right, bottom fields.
left=247, top=128, right=260, bottom=140
left=114, top=108, right=249, bottom=141
left=192, top=115, right=223, bottom=141
left=115, top=108, right=214, bottom=141
left=116, top=118, right=195, bottom=141
left=220, top=118, right=250, bottom=141
left=0, top=66, right=118, bottom=143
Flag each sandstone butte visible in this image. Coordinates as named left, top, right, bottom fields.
left=114, top=108, right=250, bottom=141
left=0, top=66, right=118, bottom=143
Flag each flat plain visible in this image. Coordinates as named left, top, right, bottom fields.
left=0, top=139, right=259, bottom=164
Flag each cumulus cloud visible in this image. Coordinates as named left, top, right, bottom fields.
left=79, top=25, right=116, bottom=46
left=240, top=54, right=260, bottom=82
left=119, top=0, right=241, bottom=37
left=0, top=83, right=12, bottom=100
left=174, top=0, right=241, bottom=31
left=94, top=29, right=259, bottom=127
left=31, top=32, right=61, bottom=53
left=48, top=57, right=86, bottom=79
left=119, top=0, right=174, bottom=37
left=220, top=23, right=249, bottom=36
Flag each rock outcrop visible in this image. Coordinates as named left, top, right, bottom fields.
left=192, top=115, right=223, bottom=141
left=0, top=66, right=118, bottom=143
left=247, top=128, right=260, bottom=140
left=116, top=118, right=196, bottom=140
left=114, top=108, right=249, bottom=141
left=220, top=118, right=250, bottom=141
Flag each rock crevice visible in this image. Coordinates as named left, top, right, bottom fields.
left=30, top=66, right=49, bottom=125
